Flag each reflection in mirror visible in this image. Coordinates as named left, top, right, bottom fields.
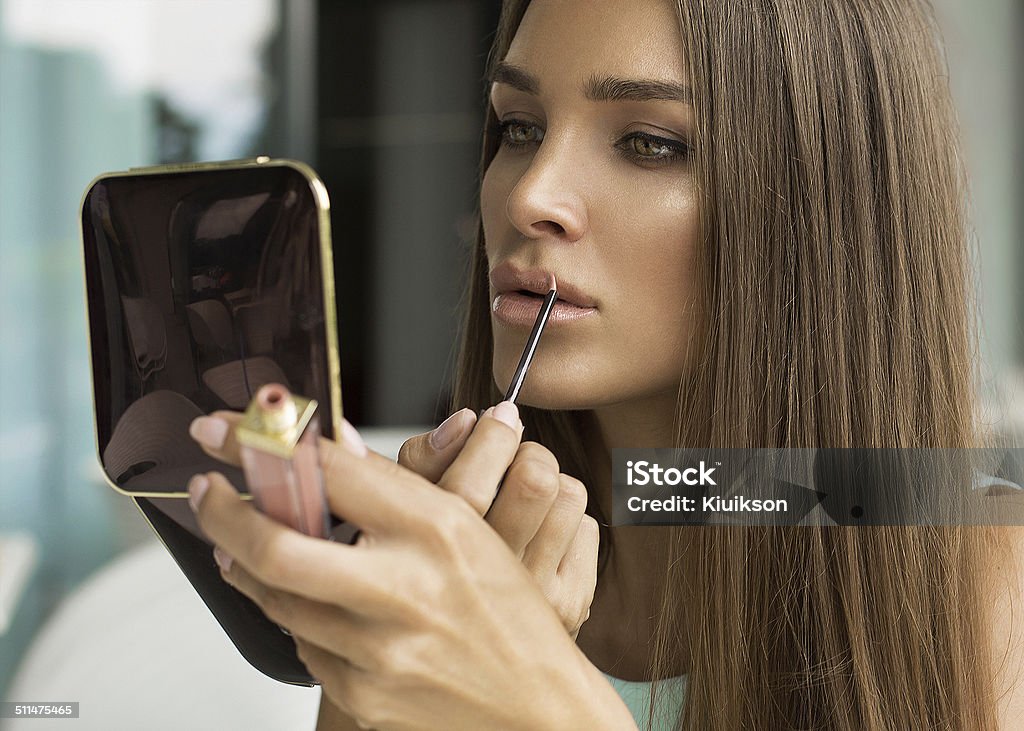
left=82, top=164, right=335, bottom=497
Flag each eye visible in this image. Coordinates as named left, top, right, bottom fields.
left=487, top=118, right=690, bottom=167
left=617, top=132, right=690, bottom=166
left=489, top=119, right=544, bottom=150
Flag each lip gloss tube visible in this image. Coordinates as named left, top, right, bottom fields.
left=235, top=383, right=331, bottom=539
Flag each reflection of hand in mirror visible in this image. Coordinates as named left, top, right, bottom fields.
left=189, top=411, right=244, bottom=462
left=190, top=409, right=358, bottom=473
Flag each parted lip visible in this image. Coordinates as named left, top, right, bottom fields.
left=489, top=262, right=597, bottom=308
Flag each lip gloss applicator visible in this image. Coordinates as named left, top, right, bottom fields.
left=503, top=273, right=558, bottom=404
left=478, top=275, right=557, bottom=503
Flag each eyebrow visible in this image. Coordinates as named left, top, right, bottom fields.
left=489, top=61, right=692, bottom=104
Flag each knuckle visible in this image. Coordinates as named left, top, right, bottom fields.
left=545, top=587, right=580, bottom=632
left=346, top=684, right=383, bottom=729
left=557, top=474, right=589, bottom=510
left=536, top=575, right=559, bottom=605
left=442, top=474, right=487, bottom=506
left=250, top=532, right=293, bottom=586
left=375, top=633, right=429, bottom=684
left=559, top=586, right=591, bottom=628
left=375, top=635, right=406, bottom=674
left=508, top=459, right=559, bottom=502
left=259, top=588, right=288, bottom=623
left=351, top=683, right=395, bottom=731
left=378, top=453, right=412, bottom=483
left=424, top=495, right=477, bottom=552
left=516, top=441, right=558, bottom=469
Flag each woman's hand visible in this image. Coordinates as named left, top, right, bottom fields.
left=186, top=408, right=635, bottom=731
left=190, top=403, right=601, bottom=641
left=396, top=406, right=599, bottom=640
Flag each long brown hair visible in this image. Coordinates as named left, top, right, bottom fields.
left=450, top=0, right=1009, bottom=728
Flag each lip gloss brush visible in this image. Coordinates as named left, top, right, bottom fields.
left=477, top=274, right=557, bottom=503
left=503, top=273, right=558, bottom=404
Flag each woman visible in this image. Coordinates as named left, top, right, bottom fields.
left=186, top=0, right=1024, bottom=728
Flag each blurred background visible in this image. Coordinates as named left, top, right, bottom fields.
left=0, top=0, right=1020, bottom=719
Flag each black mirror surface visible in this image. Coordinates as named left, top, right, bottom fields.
left=81, top=161, right=339, bottom=499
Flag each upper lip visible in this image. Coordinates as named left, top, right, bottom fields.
left=489, top=262, right=597, bottom=308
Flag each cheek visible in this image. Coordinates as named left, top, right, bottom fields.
left=480, top=162, right=509, bottom=252
left=605, top=185, right=700, bottom=301
left=599, top=187, right=702, bottom=367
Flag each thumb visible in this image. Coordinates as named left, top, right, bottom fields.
left=397, top=408, right=477, bottom=483
left=189, top=410, right=245, bottom=466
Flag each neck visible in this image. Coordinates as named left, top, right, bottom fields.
left=571, top=391, right=694, bottom=679
left=581, top=388, right=679, bottom=516
left=575, top=390, right=681, bottom=573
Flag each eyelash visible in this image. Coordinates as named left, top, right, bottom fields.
left=487, top=118, right=690, bottom=167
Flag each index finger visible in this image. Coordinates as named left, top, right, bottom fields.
left=191, top=470, right=387, bottom=609
left=191, top=410, right=386, bottom=487
left=318, top=430, right=446, bottom=537
left=437, top=401, right=524, bottom=514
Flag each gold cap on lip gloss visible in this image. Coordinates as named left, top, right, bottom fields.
left=236, top=383, right=319, bottom=459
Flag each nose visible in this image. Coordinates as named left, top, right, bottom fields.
left=504, top=136, right=587, bottom=243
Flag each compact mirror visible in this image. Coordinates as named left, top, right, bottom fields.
left=80, top=159, right=343, bottom=686
left=81, top=159, right=342, bottom=499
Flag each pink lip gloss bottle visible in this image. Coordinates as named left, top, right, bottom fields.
left=235, top=383, right=331, bottom=539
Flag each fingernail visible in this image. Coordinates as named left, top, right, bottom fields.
left=430, top=408, right=472, bottom=451
left=340, top=418, right=368, bottom=457
left=490, top=401, right=520, bottom=430
left=188, top=474, right=210, bottom=511
left=190, top=416, right=229, bottom=449
left=213, top=546, right=233, bottom=572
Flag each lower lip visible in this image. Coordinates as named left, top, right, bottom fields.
left=491, top=292, right=598, bottom=327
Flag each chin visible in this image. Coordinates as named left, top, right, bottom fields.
left=491, top=371, right=596, bottom=412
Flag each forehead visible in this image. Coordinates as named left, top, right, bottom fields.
left=502, top=0, right=687, bottom=90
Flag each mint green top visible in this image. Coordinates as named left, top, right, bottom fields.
left=601, top=672, right=687, bottom=731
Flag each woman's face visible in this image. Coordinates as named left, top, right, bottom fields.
left=481, top=0, right=702, bottom=412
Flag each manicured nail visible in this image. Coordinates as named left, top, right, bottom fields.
left=189, top=416, right=229, bottom=449
left=340, top=418, right=368, bottom=457
left=430, top=408, right=472, bottom=451
left=188, top=474, right=210, bottom=511
left=213, top=546, right=233, bottom=572
left=490, top=401, right=520, bottom=430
